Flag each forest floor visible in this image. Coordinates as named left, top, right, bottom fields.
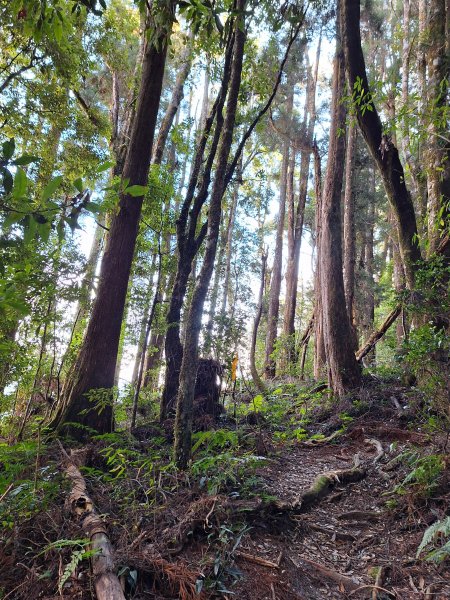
left=1, top=379, right=450, bottom=600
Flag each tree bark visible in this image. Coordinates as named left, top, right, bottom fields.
left=313, top=142, right=326, bottom=379
left=283, top=36, right=320, bottom=364
left=52, top=6, right=174, bottom=439
left=152, top=36, right=193, bottom=165
left=174, top=4, right=246, bottom=468
left=250, top=252, right=269, bottom=394
left=341, top=0, right=420, bottom=289
left=264, top=98, right=292, bottom=378
left=424, top=0, right=450, bottom=256
left=160, top=34, right=236, bottom=420
left=58, top=442, right=125, bottom=600
left=320, top=6, right=361, bottom=397
left=342, top=119, right=357, bottom=350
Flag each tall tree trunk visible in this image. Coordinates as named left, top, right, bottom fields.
left=313, top=142, right=326, bottom=379
left=424, top=0, right=449, bottom=256
left=174, top=4, right=246, bottom=468
left=52, top=6, right=174, bottom=439
left=320, top=6, right=361, bottom=397
left=152, top=35, right=193, bottom=165
left=264, top=108, right=291, bottom=378
left=203, top=216, right=227, bottom=355
left=160, top=37, right=236, bottom=420
left=283, top=38, right=320, bottom=363
left=342, top=119, right=358, bottom=350
left=341, top=0, right=420, bottom=289
left=361, top=189, right=375, bottom=366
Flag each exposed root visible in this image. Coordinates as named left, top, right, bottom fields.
left=290, top=555, right=360, bottom=592
left=301, top=430, right=341, bottom=447
left=364, top=438, right=384, bottom=463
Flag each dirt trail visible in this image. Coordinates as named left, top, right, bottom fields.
left=230, top=434, right=450, bottom=600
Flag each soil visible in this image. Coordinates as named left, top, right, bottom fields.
left=1, top=383, right=449, bottom=600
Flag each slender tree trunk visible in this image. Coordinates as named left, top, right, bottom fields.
left=152, top=36, right=193, bottom=165
left=131, top=242, right=163, bottom=429
left=161, top=37, right=236, bottom=420
left=250, top=252, right=268, bottom=394
left=361, top=192, right=375, bottom=366
left=342, top=119, right=358, bottom=350
left=52, top=7, right=174, bottom=438
left=313, top=142, right=326, bottom=379
left=174, top=5, right=246, bottom=468
left=341, top=0, right=420, bottom=289
left=283, top=40, right=321, bottom=366
left=204, top=217, right=227, bottom=355
left=264, top=115, right=291, bottom=378
left=320, top=6, right=361, bottom=397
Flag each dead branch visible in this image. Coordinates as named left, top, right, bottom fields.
left=356, top=304, right=401, bottom=361
left=338, top=511, right=380, bottom=522
left=235, top=551, right=280, bottom=569
left=57, top=441, right=125, bottom=600
left=348, top=583, right=396, bottom=598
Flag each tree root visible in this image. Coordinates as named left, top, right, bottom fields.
left=290, top=555, right=360, bottom=592
left=57, top=440, right=125, bottom=600
left=278, top=462, right=366, bottom=513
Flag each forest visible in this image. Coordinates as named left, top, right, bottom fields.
left=0, top=0, right=449, bottom=598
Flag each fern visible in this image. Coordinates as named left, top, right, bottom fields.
left=417, top=516, right=450, bottom=562
left=58, top=549, right=85, bottom=593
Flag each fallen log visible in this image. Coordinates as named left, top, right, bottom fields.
left=356, top=304, right=401, bottom=362
left=57, top=440, right=125, bottom=600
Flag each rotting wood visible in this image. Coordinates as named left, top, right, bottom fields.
left=57, top=440, right=125, bottom=600
left=356, top=305, right=401, bottom=361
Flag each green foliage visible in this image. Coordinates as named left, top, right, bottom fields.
left=0, top=440, right=60, bottom=529
left=190, top=428, right=266, bottom=496
left=197, top=523, right=248, bottom=595
left=393, top=452, right=445, bottom=499
left=417, top=517, right=450, bottom=564
left=40, top=538, right=97, bottom=593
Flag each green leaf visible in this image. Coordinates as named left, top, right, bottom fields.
left=2, top=211, right=24, bottom=230
left=38, top=221, right=52, bottom=243
left=2, top=139, right=15, bottom=160
left=42, top=175, right=63, bottom=201
left=12, top=168, right=28, bottom=198
left=85, top=201, right=101, bottom=213
left=73, top=177, right=84, bottom=193
left=125, top=185, right=148, bottom=197
left=23, top=215, right=37, bottom=245
left=97, top=161, right=114, bottom=173
left=12, top=154, right=40, bottom=166
left=56, top=219, right=65, bottom=242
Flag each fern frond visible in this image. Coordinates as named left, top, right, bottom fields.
left=417, top=516, right=450, bottom=557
